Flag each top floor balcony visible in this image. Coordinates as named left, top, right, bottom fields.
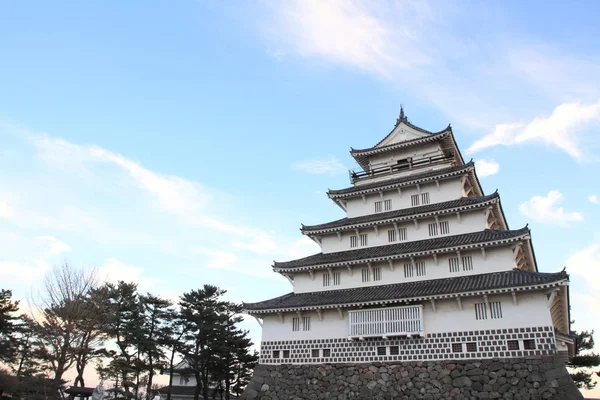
left=348, top=304, right=424, bottom=340
left=350, top=150, right=454, bottom=184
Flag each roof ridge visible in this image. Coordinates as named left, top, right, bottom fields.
left=274, top=226, right=530, bottom=269
left=302, top=192, right=501, bottom=232
left=328, top=161, right=475, bottom=197
left=352, top=128, right=451, bottom=155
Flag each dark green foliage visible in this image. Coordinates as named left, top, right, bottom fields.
left=0, top=289, right=20, bottom=364
left=569, top=329, right=600, bottom=390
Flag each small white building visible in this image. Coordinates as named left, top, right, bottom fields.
left=244, top=109, right=574, bottom=365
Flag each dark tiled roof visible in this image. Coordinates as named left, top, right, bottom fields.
left=351, top=125, right=451, bottom=155
left=274, top=227, right=529, bottom=270
left=244, top=269, right=568, bottom=312
left=328, top=162, right=474, bottom=197
left=154, top=386, right=238, bottom=399
left=302, top=193, right=499, bottom=233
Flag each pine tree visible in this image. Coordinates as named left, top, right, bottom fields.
left=0, top=289, right=20, bottom=364
left=569, top=329, right=600, bottom=390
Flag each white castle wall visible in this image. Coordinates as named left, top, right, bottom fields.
left=292, top=246, right=515, bottom=294
left=259, top=292, right=552, bottom=342
left=319, top=206, right=487, bottom=254
left=345, top=178, right=464, bottom=218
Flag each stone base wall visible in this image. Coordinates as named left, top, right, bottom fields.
left=241, top=356, right=582, bottom=400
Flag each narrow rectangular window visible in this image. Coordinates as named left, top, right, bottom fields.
left=322, top=273, right=330, bottom=287
left=377, top=347, right=386, bottom=356
left=449, top=257, right=460, bottom=273
left=332, top=271, right=340, bottom=285
left=389, top=346, right=399, bottom=355
left=439, top=221, right=450, bottom=235
left=311, top=349, right=319, bottom=358
left=384, top=199, right=392, bottom=211
left=415, top=262, right=426, bottom=276
left=466, top=342, right=477, bottom=352
left=350, top=236, right=358, bottom=248
left=428, top=223, right=438, bottom=237
left=273, top=350, right=280, bottom=359
left=361, top=268, right=370, bottom=282
left=292, top=317, right=300, bottom=331
left=489, top=302, right=503, bottom=319
left=398, top=227, right=407, bottom=241
left=421, top=192, right=430, bottom=204
left=303, top=316, right=311, bottom=331
left=452, top=343, right=463, bottom=353
left=388, top=229, right=397, bottom=242
left=374, top=201, right=382, bottom=213
left=507, top=340, right=519, bottom=351
left=523, top=340, right=536, bottom=350
left=411, top=194, right=420, bottom=206
left=373, top=267, right=381, bottom=281
left=403, top=263, right=414, bottom=278
left=462, top=256, right=473, bottom=271
left=360, top=233, right=368, bottom=246
left=283, top=350, right=290, bottom=358
left=323, top=349, right=331, bottom=357
left=475, top=303, right=488, bottom=320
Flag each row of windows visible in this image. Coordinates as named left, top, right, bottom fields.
left=374, top=193, right=431, bottom=213
left=290, top=302, right=507, bottom=332
left=273, top=348, right=332, bottom=359
left=410, top=192, right=430, bottom=206
left=292, top=316, right=311, bottom=331
left=374, top=199, right=392, bottom=213
left=350, top=234, right=369, bottom=248
left=322, top=272, right=341, bottom=287
left=351, top=220, right=452, bottom=248
left=322, top=256, right=476, bottom=286
left=475, top=301, right=503, bottom=320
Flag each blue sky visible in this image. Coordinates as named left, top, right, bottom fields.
left=1, top=0, right=600, bottom=393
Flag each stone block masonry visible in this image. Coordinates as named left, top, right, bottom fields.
left=241, top=355, right=582, bottom=400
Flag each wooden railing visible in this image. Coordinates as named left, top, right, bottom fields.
left=350, top=152, right=453, bottom=183
left=348, top=305, right=423, bottom=339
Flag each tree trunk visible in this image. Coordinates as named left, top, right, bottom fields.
left=166, top=347, right=176, bottom=400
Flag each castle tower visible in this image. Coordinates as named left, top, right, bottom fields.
left=242, top=110, right=578, bottom=399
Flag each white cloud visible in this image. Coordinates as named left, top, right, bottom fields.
left=474, top=159, right=499, bottom=178
left=467, top=101, right=600, bottom=160
left=294, top=156, right=345, bottom=175
left=518, top=190, right=583, bottom=226
left=233, top=234, right=278, bottom=255
left=98, top=258, right=159, bottom=291
left=265, top=0, right=434, bottom=78
left=0, top=201, right=12, bottom=218
left=0, top=235, right=71, bottom=283
left=35, top=236, right=71, bottom=258
left=589, top=194, right=599, bottom=205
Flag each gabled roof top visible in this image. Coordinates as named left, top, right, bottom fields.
left=302, top=192, right=500, bottom=234
left=348, top=110, right=458, bottom=171
left=244, top=269, right=568, bottom=313
left=274, top=227, right=530, bottom=271
left=328, top=162, right=475, bottom=198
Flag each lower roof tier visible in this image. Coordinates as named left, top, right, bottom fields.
left=274, top=227, right=531, bottom=271
left=244, top=269, right=568, bottom=313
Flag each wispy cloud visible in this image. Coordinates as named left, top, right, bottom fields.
left=294, top=156, right=345, bottom=175
left=98, top=258, right=160, bottom=291
left=0, top=200, right=11, bottom=218
left=474, top=159, right=499, bottom=178
left=589, top=195, right=600, bottom=205
left=467, top=101, right=600, bottom=160
left=518, top=190, right=583, bottom=226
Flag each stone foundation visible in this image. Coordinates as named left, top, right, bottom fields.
left=241, top=356, right=582, bottom=399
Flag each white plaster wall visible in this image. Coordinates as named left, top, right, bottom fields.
left=292, top=246, right=515, bottom=294
left=260, top=292, right=552, bottom=342
left=320, top=207, right=487, bottom=254
left=345, top=178, right=465, bottom=218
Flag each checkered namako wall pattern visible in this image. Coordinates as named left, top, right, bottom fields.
left=259, top=326, right=556, bottom=365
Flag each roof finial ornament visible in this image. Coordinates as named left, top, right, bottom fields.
left=398, top=105, right=406, bottom=122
